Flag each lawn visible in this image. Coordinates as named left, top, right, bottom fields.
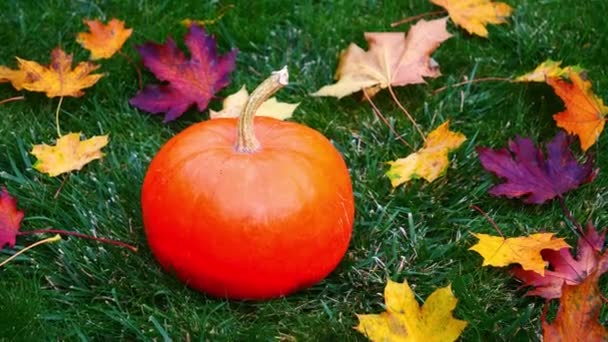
left=1, top=0, right=608, bottom=340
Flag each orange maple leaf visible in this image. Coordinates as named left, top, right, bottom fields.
left=0, top=47, right=104, bottom=98
left=312, top=18, right=452, bottom=99
left=547, top=71, right=608, bottom=152
left=76, top=18, right=133, bottom=60
left=542, top=269, right=608, bottom=341
left=430, top=0, right=512, bottom=38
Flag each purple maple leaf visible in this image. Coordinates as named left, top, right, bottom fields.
left=476, top=132, right=597, bottom=204
left=129, top=24, right=237, bottom=122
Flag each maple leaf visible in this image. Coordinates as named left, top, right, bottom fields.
left=386, top=121, right=466, bottom=187
left=477, top=132, right=597, bottom=204
left=0, top=47, right=104, bottom=97
left=129, top=24, right=237, bottom=122
left=209, top=85, right=299, bottom=120
left=542, top=269, right=608, bottom=341
left=0, top=66, right=27, bottom=89
left=547, top=70, right=608, bottom=152
left=469, top=232, right=570, bottom=275
left=355, top=278, right=468, bottom=342
left=511, top=222, right=608, bottom=299
left=0, top=188, right=24, bottom=251
left=312, top=18, right=452, bottom=99
left=30, top=132, right=109, bottom=177
left=76, top=18, right=133, bottom=60
left=430, top=0, right=513, bottom=38
left=514, top=59, right=583, bottom=83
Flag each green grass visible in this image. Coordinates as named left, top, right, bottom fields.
left=1, top=0, right=608, bottom=340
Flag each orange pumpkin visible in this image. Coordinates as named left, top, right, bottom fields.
left=141, top=67, right=355, bottom=299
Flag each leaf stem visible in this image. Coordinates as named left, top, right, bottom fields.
left=471, top=205, right=504, bottom=237
left=55, top=96, right=64, bottom=137
left=54, top=174, right=69, bottom=199
left=387, top=85, right=426, bottom=142
left=0, top=95, right=25, bottom=105
left=0, top=234, right=61, bottom=268
left=391, top=10, right=447, bottom=27
left=433, top=77, right=513, bottom=94
left=363, top=90, right=412, bottom=148
left=118, top=50, right=143, bottom=90
left=557, top=196, right=584, bottom=236
left=18, top=228, right=138, bottom=252
left=556, top=196, right=600, bottom=255
left=235, top=66, right=288, bottom=153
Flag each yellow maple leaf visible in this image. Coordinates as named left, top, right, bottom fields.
left=356, top=278, right=468, bottom=342
left=76, top=18, right=133, bottom=60
left=514, top=60, right=583, bottom=83
left=312, top=18, right=452, bottom=99
left=31, top=132, right=109, bottom=177
left=430, top=0, right=512, bottom=38
left=386, top=121, right=466, bottom=187
left=181, top=5, right=235, bottom=27
left=209, top=85, right=299, bottom=120
left=469, top=233, right=570, bottom=275
left=0, top=47, right=104, bottom=98
left=0, top=66, right=27, bottom=89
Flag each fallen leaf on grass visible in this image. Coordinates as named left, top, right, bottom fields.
left=0, top=189, right=64, bottom=269
left=430, top=0, right=512, bottom=38
left=0, top=188, right=24, bottom=251
left=542, top=269, right=608, bottom=341
left=355, top=278, right=467, bottom=342
left=181, top=5, right=234, bottom=27
left=514, top=59, right=583, bottom=83
left=31, top=132, right=109, bottom=177
left=547, top=71, right=608, bottom=152
left=514, top=64, right=605, bottom=151
left=76, top=18, right=133, bottom=60
left=312, top=18, right=452, bottom=99
left=469, top=232, right=570, bottom=275
left=477, top=132, right=597, bottom=204
left=386, top=121, right=466, bottom=187
left=129, top=24, right=237, bottom=122
left=0, top=67, right=27, bottom=88
left=0, top=47, right=104, bottom=97
left=209, top=85, right=299, bottom=120
left=512, top=222, right=608, bottom=299
left=0, top=189, right=137, bottom=262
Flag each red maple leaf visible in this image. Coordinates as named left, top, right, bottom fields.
left=476, top=132, right=597, bottom=204
left=129, top=24, right=237, bottom=122
left=511, top=222, right=608, bottom=299
left=0, top=187, right=24, bottom=250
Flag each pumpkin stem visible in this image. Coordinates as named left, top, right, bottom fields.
left=236, top=66, right=289, bottom=152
